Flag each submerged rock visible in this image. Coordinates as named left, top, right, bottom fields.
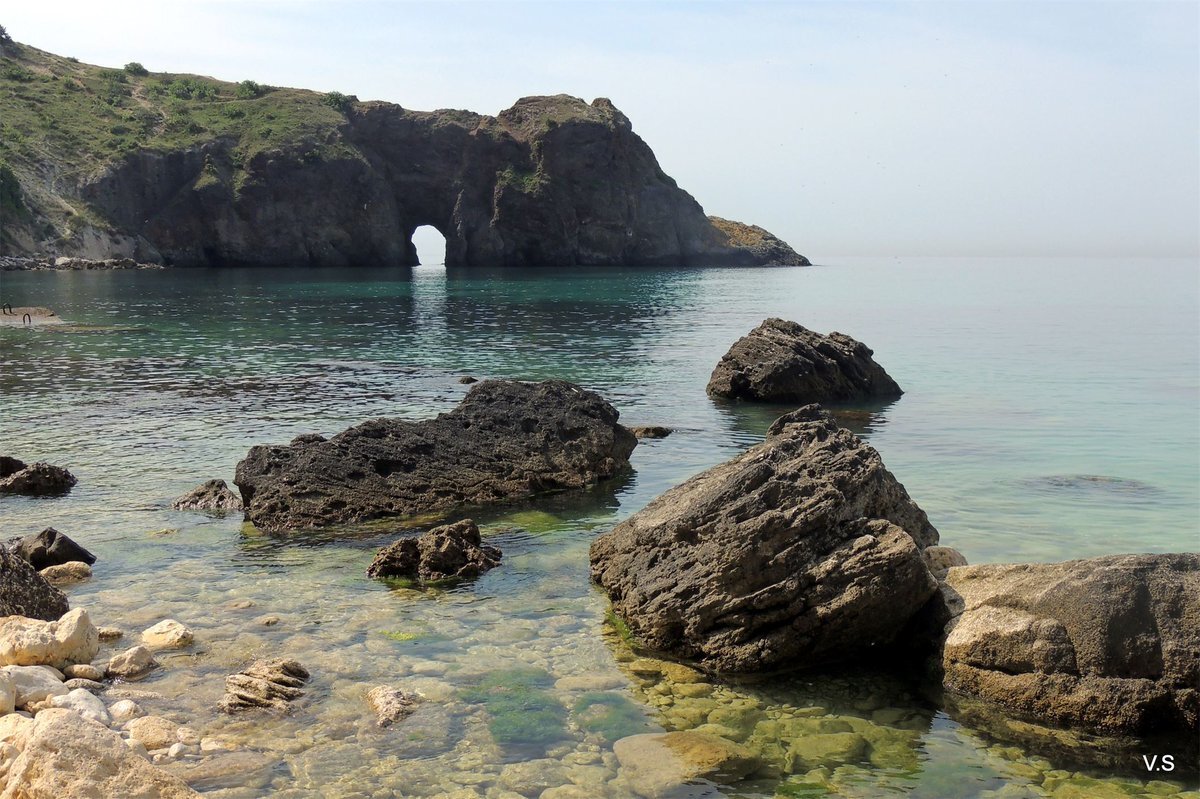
left=365, top=684, right=419, bottom=727
left=367, top=519, right=501, bottom=583
left=38, top=561, right=92, bottom=586
left=236, top=380, right=637, bottom=531
left=11, top=528, right=96, bottom=569
left=940, top=553, right=1199, bottom=736
left=613, top=731, right=759, bottom=798
left=0, top=608, right=99, bottom=669
left=706, top=318, right=902, bottom=404
left=141, top=619, right=194, bottom=649
left=219, top=658, right=310, bottom=713
left=106, top=645, right=158, bottom=679
left=0, top=708, right=200, bottom=798
left=0, top=546, right=69, bottom=621
left=0, top=460, right=77, bottom=497
left=591, top=405, right=938, bottom=672
left=629, top=425, right=672, bottom=440
left=171, top=478, right=243, bottom=512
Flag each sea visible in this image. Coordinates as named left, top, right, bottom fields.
left=1, top=256, right=1196, bottom=797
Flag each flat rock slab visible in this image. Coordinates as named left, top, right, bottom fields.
left=591, top=405, right=938, bottom=673
left=0, top=307, right=65, bottom=327
left=235, top=379, right=636, bottom=531
left=707, top=318, right=901, bottom=404
left=941, top=553, right=1199, bottom=736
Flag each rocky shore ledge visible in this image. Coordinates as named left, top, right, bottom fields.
left=0, top=256, right=164, bottom=271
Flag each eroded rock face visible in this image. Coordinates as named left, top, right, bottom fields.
left=367, top=520, right=501, bottom=583
left=940, top=554, right=1199, bottom=736
left=219, top=658, right=310, bottom=713
left=64, top=95, right=805, bottom=269
left=0, top=608, right=99, bottom=669
left=0, top=708, right=200, bottom=798
left=590, top=405, right=938, bottom=673
left=0, top=547, right=68, bottom=622
left=0, top=462, right=76, bottom=497
left=12, top=528, right=96, bottom=569
left=236, top=380, right=637, bottom=531
left=706, top=319, right=902, bottom=404
left=171, top=479, right=243, bottom=511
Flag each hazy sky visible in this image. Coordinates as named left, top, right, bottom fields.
left=6, top=1, right=1198, bottom=257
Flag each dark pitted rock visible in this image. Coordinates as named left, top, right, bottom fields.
left=219, top=658, right=310, bottom=713
left=0, top=546, right=69, bottom=621
left=629, top=425, right=672, bottom=440
left=707, top=318, right=902, bottom=404
left=235, top=380, right=636, bottom=531
left=590, top=405, right=938, bottom=673
left=13, top=527, right=96, bottom=569
left=0, top=460, right=77, bottom=496
left=171, top=479, right=243, bottom=512
left=367, top=519, right=501, bottom=583
left=939, top=554, right=1199, bottom=736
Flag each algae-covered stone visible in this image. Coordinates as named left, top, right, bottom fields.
left=614, top=731, right=760, bottom=798
left=785, top=732, right=868, bottom=772
left=571, top=691, right=652, bottom=742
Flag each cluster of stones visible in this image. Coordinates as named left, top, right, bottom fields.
left=0, top=256, right=164, bottom=271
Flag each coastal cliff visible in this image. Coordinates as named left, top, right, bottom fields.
left=0, top=41, right=808, bottom=267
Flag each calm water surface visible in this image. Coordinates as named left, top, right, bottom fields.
left=0, top=257, right=1197, bottom=798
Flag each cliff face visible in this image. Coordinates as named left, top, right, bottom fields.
left=0, top=43, right=807, bottom=267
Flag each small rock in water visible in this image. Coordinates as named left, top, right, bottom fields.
left=49, top=687, right=111, bottom=725
left=255, top=614, right=281, bottom=627
left=365, top=684, right=419, bottom=727
left=12, top=527, right=96, bottom=568
left=107, top=645, right=158, bottom=679
left=38, top=561, right=92, bottom=585
left=628, top=425, right=672, bottom=440
left=0, top=463, right=77, bottom=497
left=171, top=479, right=243, bottom=512
left=141, top=619, right=194, bottom=649
left=457, top=375, right=479, bottom=384
left=63, top=678, right=105, bottom=692
left=108, top=698, right=143, bottom=722
left=366, top=519, right=501, bottom=583
left=97, top=626, right=124, bottom=642
left=613, top=731, right=760, bottom=797
left=127, top=715, right=184, bottom=750
left=63, top=663, right=104, bottom=681
left=218, top=658, right=310, bottom=713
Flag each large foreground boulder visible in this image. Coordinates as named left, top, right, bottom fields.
left=367, top=519, right=501, bottom=583
left=235, top=380, right=637, bottom=531
left=0, top=608, right=99, bottom=669
left=11, top=528, right=96, bottom=570
left=0, top=708, right=200, bottom=798
left=0, top=548, right=68, bottom=622
left=590, top=405, right=938, bottom=672
left=706, top=319, right=902, bottom=404
left=940, top=554, right=1199, bottom=736
left=0, top=458, right=76, bottom=497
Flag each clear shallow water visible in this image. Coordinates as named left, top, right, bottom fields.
left=0, top=257, right=1197, bottom=798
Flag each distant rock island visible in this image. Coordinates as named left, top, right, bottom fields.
left=0, top=40, right=808, bottom=268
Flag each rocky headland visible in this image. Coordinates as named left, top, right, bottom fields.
left=0, top=42, right=807, bottom=268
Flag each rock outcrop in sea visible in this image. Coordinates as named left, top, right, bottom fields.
left=236, top=380, right=637, bottom=531
left=367, top=519, right=501, bottom=583
left=0, top=41, right=808, bottom=269
left=590, top=405, right=938, bottom=672
left=0, top=546, right=69, bottom=621
left=938, top=553, right=1199, bottom=736
left=707, top=319, right=902, bottom=404
left=10, top=528, right=96, bottom=570
left=171, top=479, right=243, bottom=512
left=0, top=457, right=76, bottom=497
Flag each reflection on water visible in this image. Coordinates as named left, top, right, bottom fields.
left=1, top=258, right=1197, bottom=797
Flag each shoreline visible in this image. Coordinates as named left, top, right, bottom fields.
left=0, top=256, right=165, bottom=272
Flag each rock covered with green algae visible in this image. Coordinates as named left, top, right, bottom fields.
left=590, top=405, right=939, bottom=672
left=612, top=730, right=761, bottom=798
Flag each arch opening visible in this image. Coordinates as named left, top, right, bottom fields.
left=411, top=225, right=447, bottom=266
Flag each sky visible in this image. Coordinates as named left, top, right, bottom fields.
left=5, top=1, right=1198, bottom=258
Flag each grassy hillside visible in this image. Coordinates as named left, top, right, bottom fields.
left=0, top=38, right=357, bottom=249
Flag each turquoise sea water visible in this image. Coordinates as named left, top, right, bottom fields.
left=1, top=257, right=1197, bottom=797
